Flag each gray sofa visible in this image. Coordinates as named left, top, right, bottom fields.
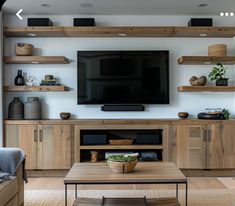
left=0, top=148, right=25, bottom=206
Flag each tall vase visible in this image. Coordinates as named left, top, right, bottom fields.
left=24, top=97, right=42, bottom=120
left=8, top=97, right=24, bottom=119
left=14, top=70, right=25, bottom=86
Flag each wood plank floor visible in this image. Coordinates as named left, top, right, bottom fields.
left=24, top=177, right=235, bottom=206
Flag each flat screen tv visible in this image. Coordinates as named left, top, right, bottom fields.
left=77, top=51, right=169, bottom=105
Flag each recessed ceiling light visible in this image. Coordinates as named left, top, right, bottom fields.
left=220, top=12, right=224, bottom=16
left=230, top=12, right=234, bottom=16
left=198, top=3, right=208, bottom=8
left=80, top=3, right=93, bottom=8
left=40, top=3, right=51, bottom=7
left=225, top=12, right=229, bottom=16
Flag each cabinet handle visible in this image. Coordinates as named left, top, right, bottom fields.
left=203, top=128, right=207, bottom=142
left=207, top=129, right=211, bottom=142
left=34, top=130, right=37, bottom=142
left=39, top=130, right=43, bottom=142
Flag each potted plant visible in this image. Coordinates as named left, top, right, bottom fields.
left=208, top=63, right=229, bottom=86
left=107, top=153, right=139, bottom=173
left=222, top=109, right=230, bottom=120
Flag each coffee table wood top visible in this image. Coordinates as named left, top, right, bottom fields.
left=64, top=162, right=187, bottom=184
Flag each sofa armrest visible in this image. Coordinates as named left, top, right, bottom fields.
left=15, top=163, right=24, bottom=206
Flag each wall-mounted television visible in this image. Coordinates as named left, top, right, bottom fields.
left=77, top=51, right=169, bottom=105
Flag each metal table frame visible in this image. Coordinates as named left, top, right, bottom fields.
left=64, top=181, right=188, bottom=206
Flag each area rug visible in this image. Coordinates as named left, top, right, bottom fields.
left=24, top=189, right=235, bottom=206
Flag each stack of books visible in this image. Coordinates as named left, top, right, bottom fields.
left=40, top=79, right=60, bottom=86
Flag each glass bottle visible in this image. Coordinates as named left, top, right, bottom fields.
left=15, top=70, right=24, bottom=86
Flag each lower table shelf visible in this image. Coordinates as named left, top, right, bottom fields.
left=73, top=197, right=180, bottom=206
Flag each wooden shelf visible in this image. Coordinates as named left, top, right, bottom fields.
left=178, top=56, right=235, bottom=65
left=4, top=85, right=69, bottom=92
left=80, top=145, right=164, bottom=150
left=4, top=56, right=69, bottom=64
left=178, top=86, right=235, bottom=92
left=4, top=26, right=235, bottom=38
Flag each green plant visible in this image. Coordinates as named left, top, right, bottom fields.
left=222, top=109, right=230, bottom=120
left=107, top=154, right=138, bottom=162
left=208, top=63, right=228, bottom=81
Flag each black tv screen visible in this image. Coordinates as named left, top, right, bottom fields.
left=77, top=51, right=169, bottom=104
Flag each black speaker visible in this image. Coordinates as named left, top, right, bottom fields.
left=188, top=18, right=213, bottom=27
left=73, top=18, right=95, bottom=26
left=28, top=18, right=53, bottom=26
left=101, top=105, right=145, bottom=111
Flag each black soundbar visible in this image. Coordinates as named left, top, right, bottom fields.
left=101, top=105, right=145, bottom=111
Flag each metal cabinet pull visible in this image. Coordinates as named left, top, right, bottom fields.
left=39, top=130, right=43, bottom=142
left=203, top=128, right=207, bottom=142
left=34, top=130, right=37, bottom=142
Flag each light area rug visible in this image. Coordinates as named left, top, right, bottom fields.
left=25, top=189, right=235, bottom=206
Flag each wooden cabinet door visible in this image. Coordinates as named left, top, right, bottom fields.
left=38, top=125, right=72, bottom=169
left=5, top=124, right=38, bottom=169
left=173, top=125, right=207, bottom=169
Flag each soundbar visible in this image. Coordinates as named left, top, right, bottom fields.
left=101, top=105, right=145, bottom=111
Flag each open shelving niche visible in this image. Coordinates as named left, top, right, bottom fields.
left=78, top=125, right=169, bottom=163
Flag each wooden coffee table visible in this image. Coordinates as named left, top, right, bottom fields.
left=64, top=162, right=188, bottom=206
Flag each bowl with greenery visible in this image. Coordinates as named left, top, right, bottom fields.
left=107, top=153, right=139, bottom=173
left=208, top=63, right=229, bottom=86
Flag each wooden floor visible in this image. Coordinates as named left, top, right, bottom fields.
left=25, top=177, right=235, bottom=190
left=24, top=177, right=235, bottom=206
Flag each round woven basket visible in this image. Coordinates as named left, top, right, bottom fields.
left=16, top=43, right=34, bottom=56
left=107, top=159, right=138, bottom=173
left=208, top=44, right=227, bottom=56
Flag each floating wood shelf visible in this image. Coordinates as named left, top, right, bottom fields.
left=4, top=26, right=235, bottom=38
left=178, top=86, right=235, bottom=92
left=4, top=85, right=69, bottom=92
left=178, top=56, right=235, bottom=65
left=4, top=56, right=69, bottom=64
left=80, top=145, right=164, bottom=150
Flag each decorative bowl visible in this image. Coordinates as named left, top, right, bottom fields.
left=178, top=112, right=189, bottom=119
left=16, top=43, right=34, bottom=56
left=60, top=112, right=71, bottom=120
left=107, top=159, right=138, bottom=173
left=109, top=139, right=134, bottom=145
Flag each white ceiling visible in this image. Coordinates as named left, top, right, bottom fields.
left=2, top=0, right=235, bottom=15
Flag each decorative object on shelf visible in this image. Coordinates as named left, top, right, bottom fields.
left=24, top=97, right=42, bottom=120
left=15, top=43, right=34, bottom=56
left=222, top=109, right=230, bottom=120
left=60, top=112, right=71, bottom=120
left=109, top=139, right=134, bottom=145
left=90, top=151, right=99, bottom=163
left=14, top=70, right=25, bottom=86
left=189, top=76, right=207, bottom=86
left=8, top=97, right=24, bottom=120
left=178, top=112, right=189, bottom=119
left=139, top=152, right=158, bottom=161
left=198, top=108, right=224, bottom=120
left=107, top=153, right=139, bottom=173
left=28, top=18, right=53, bottom=26
left=26, top=76, right=37, bottom=86
left=40, top=75, right=59, bottom=86
left=208, top=63, right=229, bottom=86
left=208, top=44, right=227, bottom=57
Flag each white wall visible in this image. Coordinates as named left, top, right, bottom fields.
left=0, top=11, right=3, bottom=146
left=3, top=15, right=235, bottom=119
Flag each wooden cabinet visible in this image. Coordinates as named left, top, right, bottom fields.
left=5, top=124, right=73, bottom=169
left=169, top=125, right=206, bottom=169
left=208, top=124, right=235, bottom=169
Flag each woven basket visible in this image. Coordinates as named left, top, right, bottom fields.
left=109, top=139, right=134, bottom=145
left=107, top=159, right=138, bottom=173
left=208, top=44, right=227, bottom=57
left=16, top=43, right=34, bottom=56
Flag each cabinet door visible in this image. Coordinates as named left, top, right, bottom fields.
left=38, top=125, right=73, bottom=169
left=5, top=124, right=38, bottom=169
left=173, top=125, right=207, bottom=169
